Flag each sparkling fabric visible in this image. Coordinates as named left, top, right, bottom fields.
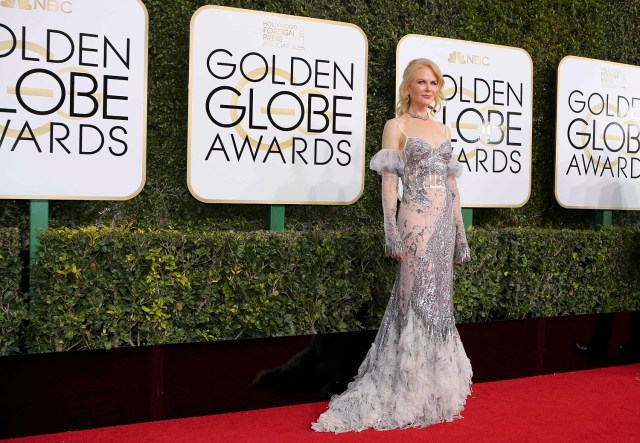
left=312, top=137, right=472, bottom=433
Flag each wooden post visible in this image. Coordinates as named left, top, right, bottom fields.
left=594, top=210, right=612, bottom=227
left=268, top=205, right=285, bottom=231
left=462, top=208, right=473, bottom=230
left=29, top=200, right=49, bottom=294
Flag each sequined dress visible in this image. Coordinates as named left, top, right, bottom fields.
left=312, top=122, right=472, bottom=433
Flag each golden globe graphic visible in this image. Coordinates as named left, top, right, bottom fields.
left=188, top=6, right=368, bottom=204
left=0, top=0, right=148, bottom=200
left=555, top=56, right=640, bottom=210
left=397, top=36, right=533, bottom=208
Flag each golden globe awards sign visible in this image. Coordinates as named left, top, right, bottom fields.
left=0, top=0, right=148, bottom=200
left=188, top=6, right=367, bottom=204
left=397, top=36, right=533, bottom=207
left=556, top=56, right=640, bottom=210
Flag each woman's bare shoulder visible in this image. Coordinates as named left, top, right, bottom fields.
left=434, top=119, right=450, bottom=138
left=382, top=118, right=406, bottom=150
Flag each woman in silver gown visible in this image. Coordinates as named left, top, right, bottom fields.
left=312, top=58, right=472, bottom=433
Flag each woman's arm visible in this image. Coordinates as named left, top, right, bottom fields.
left=376, top=120, right=404, bottom=260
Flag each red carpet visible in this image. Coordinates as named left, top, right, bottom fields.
left=4, top=364, right=640, bottom=443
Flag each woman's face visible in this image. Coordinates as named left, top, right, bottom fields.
left=407, top=67, right=438, bottom=109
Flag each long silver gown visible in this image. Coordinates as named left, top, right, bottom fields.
left=312, top=122, right=472, bottom=433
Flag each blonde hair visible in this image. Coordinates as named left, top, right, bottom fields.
left=395, top=58, right=445, bottom=117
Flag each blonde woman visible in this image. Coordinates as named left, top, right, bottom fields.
left=312, top=58, right=472, bottom=433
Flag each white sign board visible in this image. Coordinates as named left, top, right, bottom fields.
left=0, top=0, right=148, bottom=200
left=188, top=6, right=368, bottom=204
left=397, top=36, right=533, bottom=207
left=556, top=56, right=640, bottom=210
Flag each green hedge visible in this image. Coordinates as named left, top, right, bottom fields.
left=2, top=0, right=640, bottom=231
left=0, top=228, right=25, bottom=355
left=27, top=226, right=393, bottom=352
left=25, top=226, right=640, bottom=353
left=456, top=227, right=640, bottom=321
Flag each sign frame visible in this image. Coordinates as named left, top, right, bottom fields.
left=397, top=34, right=533, bottom=208
left=187, top=5, right=368, bottom=205
left=0, top=0, right=149, bottom=201
left=555, top=55, right=640, bottom=211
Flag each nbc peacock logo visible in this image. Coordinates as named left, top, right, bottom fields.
left=0, top=0, right=72, bottom=13
left=448, top=50, right=466, bottom=64
left=0, top=0, right=32, bottom=9
left=448, top=50, right=489, bottom=66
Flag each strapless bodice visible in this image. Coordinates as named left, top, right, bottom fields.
left=401, top=137, right=452, bottom=203
left=403, top=137, right=452, bottom=174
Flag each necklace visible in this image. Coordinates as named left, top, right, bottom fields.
left=407, top=110, right=430, bottom=121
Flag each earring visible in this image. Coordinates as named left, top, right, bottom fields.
left=429, top=101, right=442, bottom=114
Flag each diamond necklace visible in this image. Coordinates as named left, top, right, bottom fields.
left=407, top=110, right=430, bottom=121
